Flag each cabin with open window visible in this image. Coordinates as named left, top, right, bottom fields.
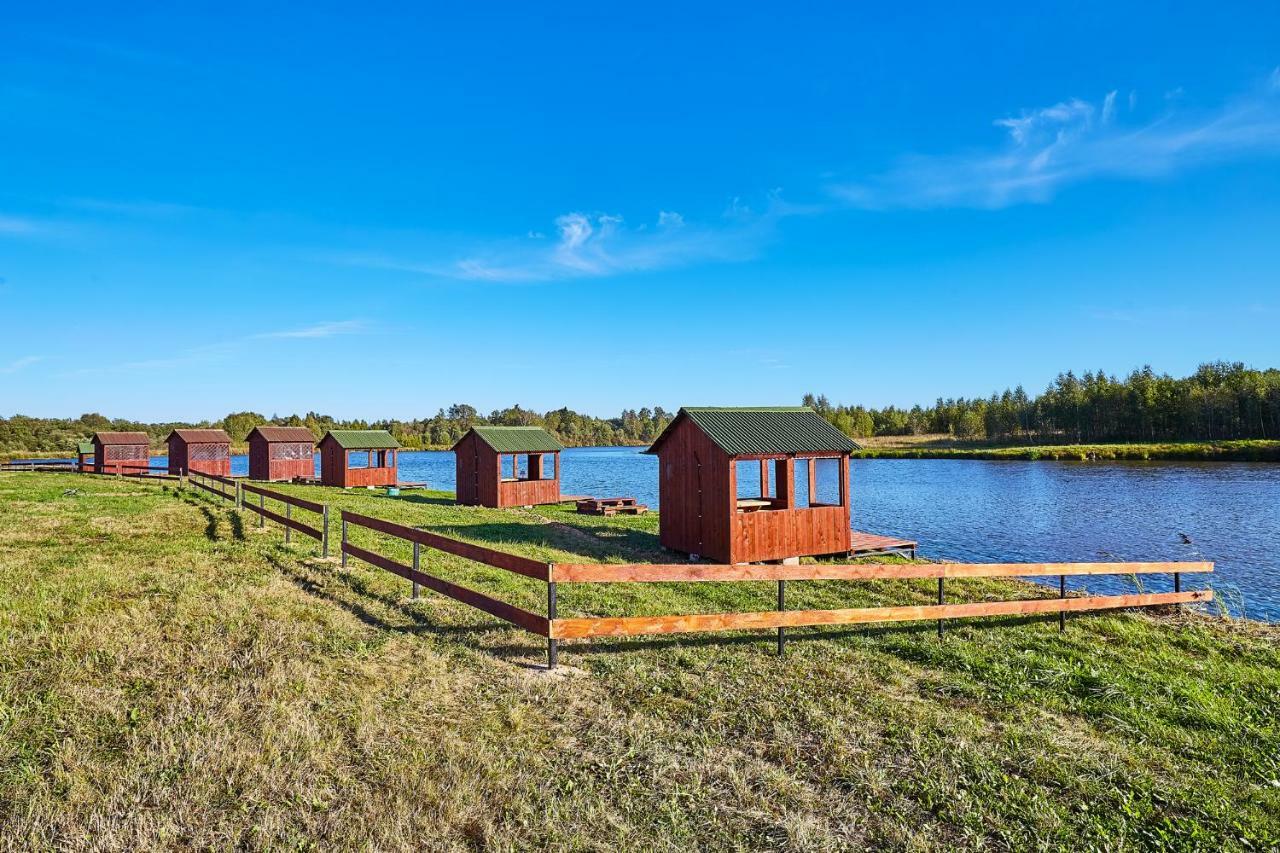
left=645, top=407, right=857, bottom=564
left=75, top=441, right=94, bottom=472
left=247, top=426, right=315, bottom=481
left=92, top=431, right=151, bottom=475
left=453, top=425, right=564, bottom=507
left=165, top=429, right=232, bottom=476
left=318, top=430, right=400, bottom=488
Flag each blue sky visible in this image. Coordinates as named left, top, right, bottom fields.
left=3, top=3, right=1279, bottom=421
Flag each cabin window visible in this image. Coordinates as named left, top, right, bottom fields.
left=794, top=461, right=811, bottom=508
left=735, top=458, right=788, bottom=512
left=812, top=457, right=843, bottom=506
left=347, top=450, right=370, bottom=469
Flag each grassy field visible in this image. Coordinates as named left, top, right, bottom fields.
left=1, top=473, right=1277, bottom=850
left=854, top=437, right=1280, bottom=462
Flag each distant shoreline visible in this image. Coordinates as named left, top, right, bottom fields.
left=853, top=439, right=1280, bottom=462
left=6, top=439, right=1279, bottom=463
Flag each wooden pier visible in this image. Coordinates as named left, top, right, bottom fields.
left=849, top=530, right=918, bottom=558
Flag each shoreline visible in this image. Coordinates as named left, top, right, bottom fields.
left=8, top=438, right=1279, bottom=463
left=853, top=439, right=1280, bottom=462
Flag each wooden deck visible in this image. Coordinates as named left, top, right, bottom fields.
left=848, top=530, right=918, bottom=557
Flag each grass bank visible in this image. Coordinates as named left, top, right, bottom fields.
left=854, top=438, right=1280, bottom=462
left=1, top=473, right=1277, bottom=849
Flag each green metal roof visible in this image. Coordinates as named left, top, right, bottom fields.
left=320, top=429, right=401, bottom=450
left=458, top=425, right=564, bottom=453
left=76, top=441, right=94, bottom=455
left=646, top=407, right=859, bottom=456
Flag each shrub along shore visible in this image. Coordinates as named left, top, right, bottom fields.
left=0, top=471, right=1276, bottom=848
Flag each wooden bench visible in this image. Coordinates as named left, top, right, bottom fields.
left=576, top=497, right=649, bottom=516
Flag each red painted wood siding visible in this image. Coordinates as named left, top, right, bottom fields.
left=655, top=421, right=852, bottom=563
left=248, top=436, right=315, bottom=481
left=454, top=434, right=561, bottom=507
left=166, top=437, right=230, bottom=476
left=319, top=441, right=397, bottom=487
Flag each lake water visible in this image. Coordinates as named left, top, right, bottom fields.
left=60, top=447, right=1280, bottom=621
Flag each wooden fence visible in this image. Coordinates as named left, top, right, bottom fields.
left=241, top=482, right=330, bottom=556
left=187, top=469, right=237, bottom=501
left=339, top=509, right=553, bottom=640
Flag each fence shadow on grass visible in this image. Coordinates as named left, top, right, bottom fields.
left=266, top=550, right=511, bottom=643
left=178, top=493, right=246, bottom=543
left=384, top=492, right=456, bottom=507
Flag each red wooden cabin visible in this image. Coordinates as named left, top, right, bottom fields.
left=247, top=426, right=315, bottom=481
left=645, top=407, right=857, bottom=564
left=318, top=430, right=400, bottom=487
left=92, top=431, right=151, bottom=475
left=453, top=426, right=564, bottom=507
left=75, top=441, right=94, bottom=472
left=166, top=429, right=232, bottom=476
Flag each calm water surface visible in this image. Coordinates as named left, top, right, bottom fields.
left=140, top=447, right=1280, bottom=621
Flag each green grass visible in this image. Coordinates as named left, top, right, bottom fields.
left=854, top=439, right=1280, bottom=462
left=1, top=473, right=1277, bottom=849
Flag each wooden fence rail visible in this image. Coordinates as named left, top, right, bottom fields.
left=240, top=482, right=329, bottom=555
left=339, top=510, right=551, bottom=638
left=188, top=470, right=236, bottom=502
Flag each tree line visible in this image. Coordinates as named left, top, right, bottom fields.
left=805, top=361, right=1280, bottom=443
left=0, top=405, right=675, bottom=454
left=4, top=362, right=1278, bottom=455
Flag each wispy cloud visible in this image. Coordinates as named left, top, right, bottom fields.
left=0, top=355, right=42, bottom=374
left=830, top=70, right=1280, bottom=209
left=65, top=320, right=371, bottom=376
left=254, top=320, right=368, bottom=339
left=0, top=214, right=41, bottom=235
left=63, top=197, right=206, bottom=218
left=334, top=204, right=780, bottom=284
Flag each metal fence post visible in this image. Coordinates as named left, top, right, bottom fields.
left=236, top=481, right=242, bottom=510
left=321, top=505, right=330, bottom=558
left=259, top=492, right=265, bottom=528
left=777, top=579, right=786, bottom=656
left=937, top=577, right=945, bottom=638
left=340, top=518, right=348, bottom=568
left=412, top=542, right=420, bottom=599
left=1059, top=575, right=1067, bottom=632
left=547, top=581, right=558, bottom=670
left=285, top=502, right=292, bottom=544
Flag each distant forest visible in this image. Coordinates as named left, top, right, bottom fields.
left=804, top=361, right=1280, bottom=443
left=2, top=362, right=1278, bottom=454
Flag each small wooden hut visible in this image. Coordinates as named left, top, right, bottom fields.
left=645, top=407, right=857, bottom=564
left=452, top=426, right=564, bottom=507
left=247, top=426, right=315, bottom=481
left=318, top=430, right=400, bottom=487
left=166, top=429, right=232, bottom=476
left=92, top=431, right=151, bottom=475
left=75, top=441, right=94, bottom=472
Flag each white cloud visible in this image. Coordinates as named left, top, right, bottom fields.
left=658, top=210, right=685, bottom=228
left=830, top=73, right=1280, bottom=209
left=0, top=355, right=42, bottom=374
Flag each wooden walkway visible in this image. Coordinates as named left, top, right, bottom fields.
left=849, top=530, right=918, bottom=558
